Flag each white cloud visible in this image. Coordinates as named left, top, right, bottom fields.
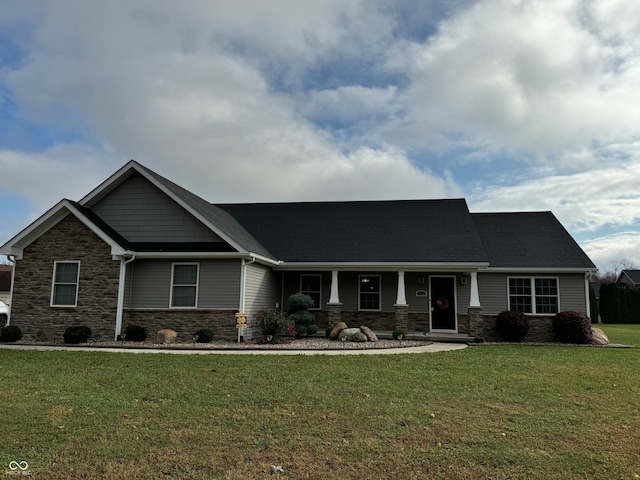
left=1, top=0, right=640, bottom=273
left=0, top=0, right=457, bottom=213
left=582, top=232, right=640, bottom=272
left=388, top=0, right=640, bottom=155
left=470, top=152, right=640, bottom=233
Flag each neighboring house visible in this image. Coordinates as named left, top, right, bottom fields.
left=0, top=264, right=12, bottom=304
left=616, top=270, right=640, bottom=289
left=0, top=161, right=596, bottom=342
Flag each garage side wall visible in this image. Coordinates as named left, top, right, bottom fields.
left=10, top=214, right=120, bottom=341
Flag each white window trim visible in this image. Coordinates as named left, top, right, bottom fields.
left=51, top=261, right=80, bottom=307
left=358, top=274, right=382, bottom=311
left=170, top=262, right=200, bottom=309
left=300, top=274, right=322, bottom=310
left=507, top=276, right=560, bottom=315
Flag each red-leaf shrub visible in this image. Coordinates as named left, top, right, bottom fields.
left=496, top=310, right=529, bottom=342
left=552, top=311, right=592, bottom=344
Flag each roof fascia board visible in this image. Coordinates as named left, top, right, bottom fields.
left=132, top=251, right=280, bottom=266
left=80, top=161, right=250, bottom=254
left=0, top=200, right=127, bottom=258
left=274, top=262, right=490, bottom=272
left=483, top=267, right=596, bottom=274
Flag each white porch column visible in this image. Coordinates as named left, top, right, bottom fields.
left=469, top=271, right=481, bottom=308
left=395, top=271, right=407, bottom=306
left=329, top=270, right=340, bottom=304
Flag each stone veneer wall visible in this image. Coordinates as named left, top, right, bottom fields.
left=340, top=311, right=396, bottom=330
left=10, top=214, right=121, bottom=341
left=122, top=309, right=238, bottom=341
left=477, top=315, right=557, bottom=342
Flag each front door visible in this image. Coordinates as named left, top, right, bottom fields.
left=430, top=276, right=457, bottom=331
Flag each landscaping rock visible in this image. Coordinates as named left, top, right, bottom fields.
left=35, top=330, right=53, bottom=343
left=338, top=328, right=368, bottom=342
left=359, top=326, right=378, bottom=342
left=156, top=329, right=178, bottom=344
left=589, top=327, right=609, bottom=346
left=329, top=322, right=348, bottom=340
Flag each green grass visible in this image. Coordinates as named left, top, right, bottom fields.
left=598, top=323, right=640, bottom=347
left=1, top=335, right=639, bottom=479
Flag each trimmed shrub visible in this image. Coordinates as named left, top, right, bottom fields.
left=552, top=311, right=592, bottom=344
left=124, top=324, right=147, bottom=342
left=392, top=328, right=407, bottom=340
left=496, top=310, right=529, bottom=342
left=288, top=293, right=316, bottom=337
left=0, top=325, right=22, bottom=342
left=288, top=293, right=315, bottom=312
left=254, top=309, right=291, bottom=339
left=63, top=326, right=92, bottom=344
left=194, top=328, right=214, bottom=343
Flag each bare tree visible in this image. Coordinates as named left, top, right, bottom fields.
left=591, top=259, right=637, bottom=283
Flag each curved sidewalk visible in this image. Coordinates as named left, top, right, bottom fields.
left=0, top=342, right=467, bottom=355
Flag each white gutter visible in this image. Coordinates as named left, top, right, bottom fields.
left=274, top=262, right=490, bottom=272
left=239, top=256, right=257, bottom=313
left=115, top=252, right=136, bottom=340
left=6, top=255, right=16, bottom=325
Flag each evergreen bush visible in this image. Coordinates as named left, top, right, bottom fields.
left=194, top=328, right=214, bottom=343
left=288, top=293, right=318, bottom=337
left=124, top=324, right=147, bottom=342
left=496, top=310, right=530, bottom=342
left=552, top=311, right=592, bottom=344
left=0, top=325, right=22, bottom=342
left=63, top=326, right=92, bottom=344
left=392, top=328, right=407, bottom=340
left=599, top=283, right=620, bottom=324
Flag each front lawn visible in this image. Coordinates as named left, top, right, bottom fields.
left=598, top=323, right=640, bottom=347
left=0, top=340, right=638, bottom=479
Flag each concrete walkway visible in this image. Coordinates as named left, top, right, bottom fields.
left=0, top=342, right=467, bottom=355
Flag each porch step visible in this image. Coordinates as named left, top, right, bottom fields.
left=423, top=332, right=476, bottom=343
left=376, top=331, right=475, bottom=343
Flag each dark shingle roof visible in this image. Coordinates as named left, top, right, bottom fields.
left=138, top=163, right=273, bottom=257
left=620, top=270, right=640, bottom=284
left=218, top=199, right=489, bottom=263
left=472, top=212, right=596, bottom=269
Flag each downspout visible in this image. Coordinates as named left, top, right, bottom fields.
left=6, top=255, right=16, bottom=325
left=115, top=253, right=136, bottom=341
left=584, top=273, right=591, bottom=319
left=238, top=256, right=256, bottom=343
left=239, top=255, right=256, bottom=313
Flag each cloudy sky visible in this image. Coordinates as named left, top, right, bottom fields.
left=1, top=0, right=639, bottom=272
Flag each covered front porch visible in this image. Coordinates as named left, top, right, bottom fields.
left=278, top=266, right=485, bottom=338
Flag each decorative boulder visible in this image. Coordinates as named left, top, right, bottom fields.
left=329, top=322, right=348, bottom=340
left=589, top=328, right=609, bottom=346
left=359, top=326, right=378, bottom=342
left=338, top=328, right=368, bottom=342
left=35, top=330, right=52, bottom=343
left=156, top=329, right=178, bottom=344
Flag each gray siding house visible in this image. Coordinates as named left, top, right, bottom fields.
left=0, top=161, right=596, bottom=342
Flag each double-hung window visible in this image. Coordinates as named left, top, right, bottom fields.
left=300, top=274, right=322, bottom=309
left=171, top=263, right=199, bottom=308
left=359, top=275, right=381, bottom=311
left=508, top=277, right=558, bottom=314
left=51, top=261, right=80, bottom=306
